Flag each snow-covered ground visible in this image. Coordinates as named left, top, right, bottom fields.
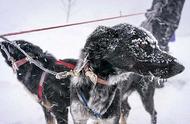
left=0, top=0, right=190, bottom=124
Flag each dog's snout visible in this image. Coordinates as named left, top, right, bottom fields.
left=171, top=59, right=185, bottom=75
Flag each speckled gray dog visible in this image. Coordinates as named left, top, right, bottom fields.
left=70, top=23, right=184, bottom=124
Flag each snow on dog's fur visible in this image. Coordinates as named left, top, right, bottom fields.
left=70, top=23, right=184, bottom=124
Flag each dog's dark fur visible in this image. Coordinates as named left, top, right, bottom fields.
left=70, top=23, right=184, bottom=124
left=120, top=74, right=161, bottom=124
left=0, top=23, right=184, bottom=124
left=0, top=39, right=161, bottom=124
left=0, top=40, right=77, bottom=124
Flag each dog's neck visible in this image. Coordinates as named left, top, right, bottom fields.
left=73, top=51, right=117, bottom=86
left=8, top=53, right=54, bottom=94
left=15, top=58, right=43, bottom=94
left=89, top=59, right=117, bottom=80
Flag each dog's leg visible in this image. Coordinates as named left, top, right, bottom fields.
left=121, top=97, right=131, bottom=118
left=70, top=100, right=89, bottom=124
left=136, top=80, right=157, bottom=124
left=119, top=112, right=127, bottom=124
left=120, top=89, right=132, bottom=124
left=93, top=116, right=119, bottom=124
left=120, top=98, right=130, bottom=124
left=42, top=106, right=56, bottom=124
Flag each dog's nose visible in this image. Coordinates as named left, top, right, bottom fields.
left=171, top=59, right=185, bottom=75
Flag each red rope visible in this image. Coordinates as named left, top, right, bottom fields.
left=0, top=12, right=145, bottom=37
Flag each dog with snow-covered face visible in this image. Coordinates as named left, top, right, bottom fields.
left=70, top=23, right=184, bottom=124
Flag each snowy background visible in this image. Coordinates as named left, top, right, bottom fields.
left=0, top=0, right=189, bottom=124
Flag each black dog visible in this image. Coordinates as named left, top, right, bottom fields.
left=70, top=23, right=184, bottom=124
left=0, top=40, right=78, bottom=124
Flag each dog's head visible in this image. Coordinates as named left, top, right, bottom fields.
left=0, top=40, right=55, bottom=69
left=83, top=23, right=184, bottom=79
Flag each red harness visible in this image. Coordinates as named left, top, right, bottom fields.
left=13, top=58, right=107, bottom=100
left=12, top=57, right=29, bottom=71
left=12, top=58, right=76, bottom=100
left=38, top=60, right=76, bottom=100
left=38, top=72, right=47, bottom=99
left=55, top=60, right=76, bottom=70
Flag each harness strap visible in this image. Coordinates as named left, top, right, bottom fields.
left=38, top=60, right=76, bottom=101
left=56, top=60, right=75, bottom=69
left=84, top=66, right=108, bottom=85
left=12, top=57, right=29, bottom=71
left=38, top=72, right=47, bottom=100
left=97, top=78, right=108, bottom=85
left=76, top=88, right=102, bottom=118
left=55, top=60, right=79, bottom=79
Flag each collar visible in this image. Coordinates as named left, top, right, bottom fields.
left=56, top=60, right=108, bottom=85
left=84, top=65, right=108, bottom=85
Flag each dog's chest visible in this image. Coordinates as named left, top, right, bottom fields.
left=86, top=85, right=118, bottom=115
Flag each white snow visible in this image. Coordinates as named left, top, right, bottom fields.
left=0, top=0, right=190, bottom=124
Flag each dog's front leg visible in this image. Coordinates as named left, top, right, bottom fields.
left=42, top=106, right=57, bottom=124
left=70, top=100, right=89, bottom=124
left=136, top=78, right=157, bottom=124
left=119, top=112, right=127, bottom=124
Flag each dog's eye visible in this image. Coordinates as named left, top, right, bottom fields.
left=139, top=43, right=153, bottom=55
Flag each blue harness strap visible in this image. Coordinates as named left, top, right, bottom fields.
left=77, top=88, right=102, bottom=118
